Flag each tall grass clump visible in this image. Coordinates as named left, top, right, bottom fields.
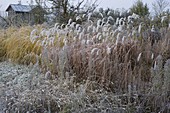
left=29, top=14, right=170, bottom=112
left=0, top=35, right=6, bottom=61
left=0, top=26, right=42, bottom=64
left=0, top=12, right=170, bottom=112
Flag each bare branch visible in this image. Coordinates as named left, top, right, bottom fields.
left=152, top=0, right=170, bottom=16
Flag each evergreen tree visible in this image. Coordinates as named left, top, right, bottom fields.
left=130, top=0, right=149, bottom=17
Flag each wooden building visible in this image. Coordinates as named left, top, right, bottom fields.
left=6, top=4, right=46, bottom=25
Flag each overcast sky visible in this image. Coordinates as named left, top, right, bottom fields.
left=0, top=0, right=159, bottom=11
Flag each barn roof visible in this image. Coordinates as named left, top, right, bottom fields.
left=6, top=4, right=36, bottom=13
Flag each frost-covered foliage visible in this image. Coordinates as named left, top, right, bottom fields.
left=0, top=11, right=170, bottom=112
left=0, top=62, right=138, bottom=113
left=28, top=12, right=170, bottom=112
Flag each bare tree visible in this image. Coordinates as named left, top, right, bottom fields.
left=152, top=0, right=170, bottom=16
left=48, top=0, right=98, bottom=23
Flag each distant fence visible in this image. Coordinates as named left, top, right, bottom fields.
left=0, top=11, right=8, bottom=17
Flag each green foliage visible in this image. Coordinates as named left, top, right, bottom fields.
left=32, top=5, right=47, bottom=24
left=130, top=0, right=149, bottom=17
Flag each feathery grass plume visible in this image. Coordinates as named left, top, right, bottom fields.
left=116, top=33, right=122, bottom=45
left=151, top=53, right=154, bottom=60
left=137, top=52, right=142, bottom=62
left=106, top=45, right=111, bottom=55
left=152, top=55, right=163, bottom=92
left=87, top=13, right=92, bottom=21
left=167, top=23, right=170, bottom=31
left=91, top=48, right=98, bottom=55
left=1, top=9, right=170, bottom=112
left=163, top=59, right=170, bottom=91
